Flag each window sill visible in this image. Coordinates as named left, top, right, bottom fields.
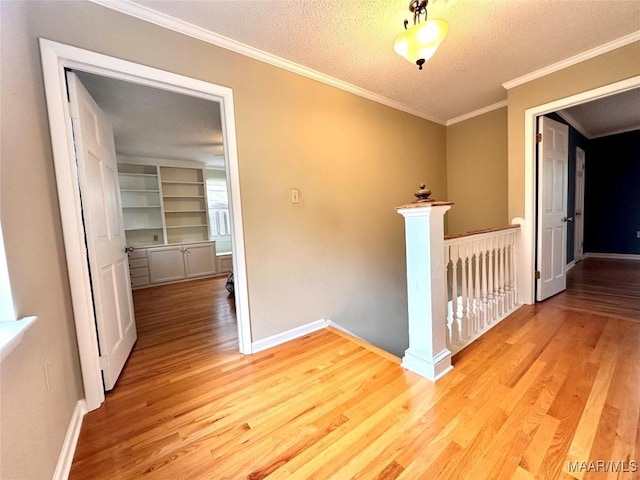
left=0, top=316, right=37, bottom=363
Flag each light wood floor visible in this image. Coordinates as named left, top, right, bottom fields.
left=545, top=257, right=640, bottom=321
left=70, top=269, right=640, bottom=479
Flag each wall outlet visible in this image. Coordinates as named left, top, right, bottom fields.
left=43, top=359, right=52, bottom=391
left=291, top=189, right=300, bottom=204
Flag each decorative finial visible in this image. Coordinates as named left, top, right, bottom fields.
left=414, top=183, right=433, bottom=203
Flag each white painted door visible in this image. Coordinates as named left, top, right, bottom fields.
left=574, top=147, right=586, bottom=262
left=536, top=116, right=569, bottom=301
left=184, top=242, right=217, bottom=278
left=67, top=72, right=137, bottom=390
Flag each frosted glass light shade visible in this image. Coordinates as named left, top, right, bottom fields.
left=394, top=19, right=449, bottom=67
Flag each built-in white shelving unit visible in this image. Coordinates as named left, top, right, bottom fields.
left=160, top=167, right=209, bottom=244
left=118, top=164, right=165, bottom=247
left=117, top=162, right=219, bottom=288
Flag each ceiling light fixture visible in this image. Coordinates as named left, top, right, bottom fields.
left=394, top=0, right=449, bottom=70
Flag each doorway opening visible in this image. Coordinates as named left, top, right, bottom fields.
left=522, top=75, right=640, bottom=305
left=40, top=39, right=252, bottom=412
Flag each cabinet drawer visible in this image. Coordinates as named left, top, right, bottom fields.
left=129, top=258, right=148, bottom=269
left=131, top=275, right=150, bottom=287
left=128, top=248, right=148, bottom=259
left=130, top=266, right=149, bottom=278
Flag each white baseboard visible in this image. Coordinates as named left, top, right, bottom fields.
left=566, top=260, right=576, bottom=272
left=53, top=399, right=87, bottom=480
left=584, top=252, right=640, bottom=261
left=251, top=319, right=328, bottom=353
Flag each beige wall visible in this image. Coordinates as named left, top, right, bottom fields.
left=507, top=41, right=640, bottom=220
left=446, top=107, right=508, bottom=234
left=0, top=2, right=445, bottom=477
left=1, top=3, right=85, bottom=479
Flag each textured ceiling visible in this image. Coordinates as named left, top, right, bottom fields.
left=561, top=88, right=640, bottom=138
left=129, top=0, right=640, bottom=123
left=75, top=1, right=640, bottom=165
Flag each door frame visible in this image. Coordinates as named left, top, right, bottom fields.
left=520, top=75, right=640, bottom=304
left=574, top=146, right=586, bottom=262
left=40, top=39, right=253, bottom=412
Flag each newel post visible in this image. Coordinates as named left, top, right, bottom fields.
left=396, top=200, right=454, bottom=381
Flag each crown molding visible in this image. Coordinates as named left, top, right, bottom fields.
left=446, top=100, right=508, bottom=126
left=502, top=30, right=640, bottom=90
left=89, top=0, right=446, bottom=125
left=555, top=110, right=591, bottom=139
left=556, top=109, right=640, bottom=139
left=590, top=124, right=640, bottom=139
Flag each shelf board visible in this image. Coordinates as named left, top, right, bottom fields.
left=165, top=225, right=208, bottom=229
left=162, top=195, right=205, bottom=199
left=120, top=189, right=160, bottom=193
left=161, top=180, right=204, bottom=185
left=164, top=210, right=207, bottom=213
left=124, top=227, right=164, bottom=232
left=122, top=205, right=162, bottom=209
left=118, top=173, right=158, bottom=178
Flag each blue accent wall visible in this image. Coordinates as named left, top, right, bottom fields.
left=544, top=113, right=589, bottom=263
left=584, top=129, right=640, bottom=255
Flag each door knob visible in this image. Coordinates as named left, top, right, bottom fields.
left=562, top=216, right=574, bottom=222
left=124, top=246, right=134, bottom=253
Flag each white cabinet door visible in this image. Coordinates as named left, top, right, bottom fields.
left=184, top=243, right=217, bottom=278
left=148, top=246, right=186, bottom=283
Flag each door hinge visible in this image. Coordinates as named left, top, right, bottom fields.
left=98, top=355, right=108, bottom=371
left=535, top=271, right=541, bottom=279
left=536, top=133, right=542, bottom=143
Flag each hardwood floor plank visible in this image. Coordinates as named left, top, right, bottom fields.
left=565, top=319, right=621, bottom=479
left=538, top=357, right=600, bottom=480
left=520, top=414, right=561, bottom=477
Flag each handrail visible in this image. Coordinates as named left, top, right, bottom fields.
left=445, top=224, right=520, bottom=242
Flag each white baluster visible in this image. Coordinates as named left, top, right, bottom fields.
left=480, top=239, right=488, bottom=330
left=493, top=237, right=501, bottom=318
left=460, top=245, right=469, bottom=340
left=500, top=234, right=507, bottom=316
left=450, top=244, right=460, bottom=346
left=466, top=244, right=475, bottom=338
left=473, top=241, right=481, bottom=333
left=487, top=236, right=495, bottom=324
